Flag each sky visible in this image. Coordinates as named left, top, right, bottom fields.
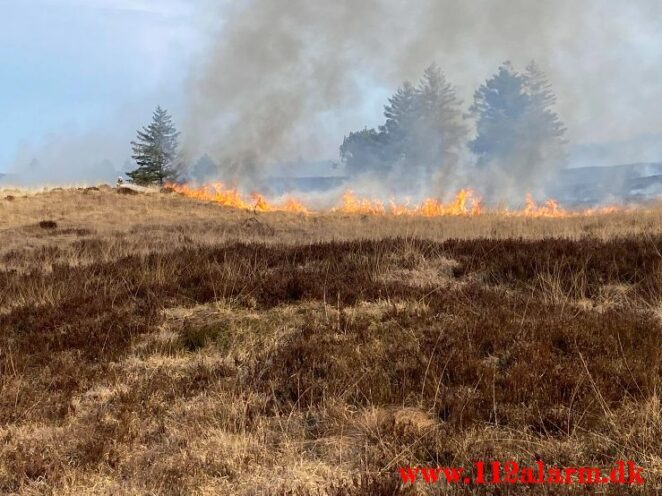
left=1, top=0, right=662, bottom=179
left=0, top=0, right=207, bottom=174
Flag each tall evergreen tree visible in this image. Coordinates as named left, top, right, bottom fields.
left=382, top=82, right=417, bottom=133
left=469, top=62, right=565, bottom=171
left=410, top=64, right=467, bottom=175
left=127, top=106, right=181, bottom=186
left=381, top=81, right=417, bottom=153
left=340, top=64, right=466, bottom=185
left=469, top=62, right=531, bottom=168
left=522, top=62, right=566, bottom=149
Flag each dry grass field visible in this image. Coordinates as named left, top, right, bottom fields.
left=1, top=187, right=661, bottom=495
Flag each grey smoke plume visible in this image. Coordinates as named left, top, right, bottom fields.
left=184, top=0, right=662, bottom=195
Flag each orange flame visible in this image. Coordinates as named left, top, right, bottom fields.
left=167, top=182, right=624, bottom=218
left=335, top=191, right=386, bottom=215
left=334, top=189, right=482, bottom=217
left=416, top=189, right=482, bottom=217
left=506, top=194, right=622, bottom=218
left=167, top=182, right=309, bottom=214
left=517, top=193, right=567, bottom=218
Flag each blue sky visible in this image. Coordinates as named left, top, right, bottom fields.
left=0, top=0, right=205, bottom=173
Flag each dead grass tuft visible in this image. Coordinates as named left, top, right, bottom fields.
left=38, top=220, right=58, bottom=230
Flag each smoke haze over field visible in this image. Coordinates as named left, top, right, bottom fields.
left=184, top=0, right=662, bottom=187
left=2, top=0, right=662, bottom=199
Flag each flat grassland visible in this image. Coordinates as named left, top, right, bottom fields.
left=0, top=187, right=661, bottom=495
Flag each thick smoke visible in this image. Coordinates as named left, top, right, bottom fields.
left=184, top=0, right=662, bottom=200
left=184, top=0, right=402, bottom=182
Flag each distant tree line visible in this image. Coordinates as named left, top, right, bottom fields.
left=127, top=62, right=565, bottom=191
left=340, top=61, right=566, bottom=190
left=340, top=64, right=467, bottom=184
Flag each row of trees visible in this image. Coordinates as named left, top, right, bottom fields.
left=340, top=62, right=566, bottom=187
left=127, top=62, right=565, bottom=189
left=340, top=64, right=466, bottom=181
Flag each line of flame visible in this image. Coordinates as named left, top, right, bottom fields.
left=166, top=182, right=623, bottom=218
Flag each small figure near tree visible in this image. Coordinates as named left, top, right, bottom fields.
left=127, top=106, right=181, bottom=186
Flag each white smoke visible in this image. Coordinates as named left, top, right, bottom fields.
left=183, top=0, right=662, bottom=195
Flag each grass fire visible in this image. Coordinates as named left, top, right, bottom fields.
left=168, top=183, right=626, bottom=219
left=0, top=187, right=660, bottom=495
left=2, top=1, right=662, bottom=495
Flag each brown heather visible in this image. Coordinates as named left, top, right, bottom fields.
left=0, top=187, right=660, bottom=495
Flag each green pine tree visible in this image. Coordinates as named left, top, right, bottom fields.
left=469, top=62, right=531, bottom=168
left=522, top=62, right=566, bottom=148
left=380, top=81, right=417, bottom=168
left=410, top=64, right=467, bottom=174
left=382, top=81, right=417, bottom=140
left=127, top=106, right=181, bottom=186
left=469, top=62, right=566, bottom=169
left=340, top=64, right=466, bottom=192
